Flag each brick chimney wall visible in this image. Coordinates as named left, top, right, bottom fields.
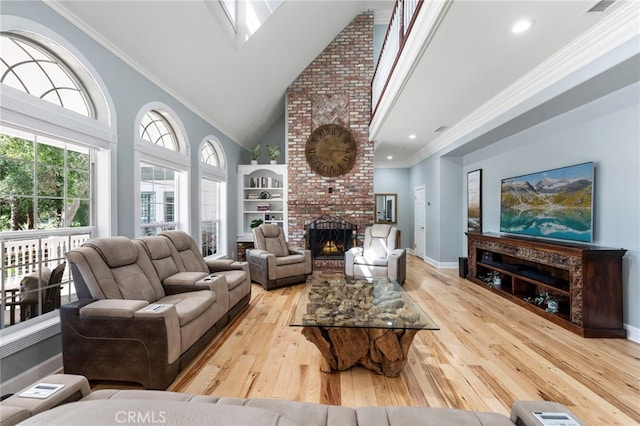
left=286, top=11, right=375, bottom=272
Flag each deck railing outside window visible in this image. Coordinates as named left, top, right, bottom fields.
left=372, top=0, right=423, bottom=117
left=0, top=228, right=91, bottom=328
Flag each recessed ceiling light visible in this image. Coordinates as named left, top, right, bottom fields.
left=409, top=134, right=416, bottom=140
left=387, top=156, right=393, bottom=160
left=512, top=18, right=534, bottom=34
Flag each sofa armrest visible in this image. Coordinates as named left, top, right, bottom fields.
left=0, top=374, right=90, bottom=426
left=511, top=401, right=586, bottom=426
left=344, top=247, right=362, bottom=276
left=79, top=299, right=149, bottom=318
left=206, top=259, right=250, bottom=273
left=246, top=249, right=277, bottom=281
left=288, top=247, right=312, bottom=274
left=60, top=300, right=182, bottom=386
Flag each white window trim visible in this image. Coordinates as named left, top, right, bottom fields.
left=199, top=136, right=228, bottom=258
left=0, top=16, right=116, bottom=370
left=135, top=103, right=191, bottom=235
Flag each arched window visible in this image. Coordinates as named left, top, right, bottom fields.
left=0, top=25, right=114, bottom=331
left=201, top=139, right=224, bottom=168
left=140, top=110, right=178, bottom=151
left=0, top=33, right=94, bottom=117
left=200, top=138, right=227, bottom=257
left=136, top=105, right=189, bottom=237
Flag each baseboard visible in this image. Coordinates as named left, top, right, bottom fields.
left=625, top=323, right=640, bottom=343
left=422, top=256, right=457, bottom=269
left=0, top=353, right=63, bottom=396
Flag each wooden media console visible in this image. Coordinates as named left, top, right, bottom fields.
left=466, top=232, right=626, bottom=338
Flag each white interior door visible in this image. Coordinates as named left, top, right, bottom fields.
left=414, top=185, right=425, bottom=258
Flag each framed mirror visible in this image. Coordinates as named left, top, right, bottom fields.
left=374, top=193, right=397, bottom=224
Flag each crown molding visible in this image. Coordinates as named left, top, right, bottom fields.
left=407, top=0, right=640, bottom=166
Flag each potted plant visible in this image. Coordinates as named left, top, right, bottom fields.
left=482, top=271, right=501, bottom=288
left=266, top=145, right=280, bottom=164
left=249, top=143, right=261, bottom=164
left=250, top=219, right=263, bottom=229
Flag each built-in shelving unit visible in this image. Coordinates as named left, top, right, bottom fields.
left=237, top=164, right=287, bottom=243
left=466, top=232, right=626, bottom=338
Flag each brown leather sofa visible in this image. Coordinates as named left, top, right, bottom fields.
left=62, top=231, right=250, bottom=389
left=1, top=374, right=586, bottom=426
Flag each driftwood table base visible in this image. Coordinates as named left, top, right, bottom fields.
left=302, top=326, right=419, bottom=377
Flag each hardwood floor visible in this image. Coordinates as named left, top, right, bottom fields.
left=105, top=255, right=640, bottom=424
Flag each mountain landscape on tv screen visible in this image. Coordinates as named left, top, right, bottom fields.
left=500, top=164, right=593, bottom=242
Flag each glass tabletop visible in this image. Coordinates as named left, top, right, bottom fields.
left=289, top=276, right=439, bottom=330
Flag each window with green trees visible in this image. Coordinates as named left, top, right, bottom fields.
left=0, top=132, right=91, bottom=232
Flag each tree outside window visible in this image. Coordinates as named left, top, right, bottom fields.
left=0, top=133, right=90, bottom=231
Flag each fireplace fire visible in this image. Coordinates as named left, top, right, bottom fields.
left=305, top=215, right=357, bottom=260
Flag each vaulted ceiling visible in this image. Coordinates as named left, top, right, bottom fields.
left=46, top=0, right=638, bottom=167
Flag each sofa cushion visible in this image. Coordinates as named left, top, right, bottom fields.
left=158, top=291, right=216, bottom=326
left=160, top=231, right=210, bottom=273
left=84, top=237, right=138, bottom=268
left=163, top=272, right=209, bottom=286
left=216, top=270, right=246, bottom=291
left=275, top=254, right=305, bottom=266
left=18, top=400, right=298, bottom=426
left=356, top=406, right=515, bottom=426
left=354, top=255, right=388, bottom=266
left=136, top=237, right=181, bottom=282
left=218, top=397, right=357, bottom=426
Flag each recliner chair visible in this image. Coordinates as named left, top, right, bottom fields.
left=246, top=224, right=312, bottom=290
left=344, top=224, right=406, bottom=283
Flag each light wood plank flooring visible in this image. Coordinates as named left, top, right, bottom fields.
left=100, top=255, right=640, bottom=424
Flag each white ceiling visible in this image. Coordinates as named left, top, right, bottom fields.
left=46, top=0, right=632, bottom=166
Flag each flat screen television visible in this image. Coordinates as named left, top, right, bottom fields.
left=500, top=162, right=594, bottom=243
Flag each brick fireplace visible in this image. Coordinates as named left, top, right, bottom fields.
left=286, top=12, right=374, bottom=272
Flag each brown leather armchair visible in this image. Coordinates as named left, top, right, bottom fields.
left=246, top=224, right=312, bottom=290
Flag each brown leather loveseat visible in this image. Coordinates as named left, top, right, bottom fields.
left=61, top=231, right=250, bottom=389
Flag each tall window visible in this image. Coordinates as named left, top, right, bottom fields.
left=137, top=108, right=187, bottom=237
left=200, top=139, right=226, bottom=257
left=139, top=164, right=176, bottom=236
left=1, top=29, right=109, bottom=330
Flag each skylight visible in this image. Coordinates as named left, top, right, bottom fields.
left=219, top=0, right=284, bottom=44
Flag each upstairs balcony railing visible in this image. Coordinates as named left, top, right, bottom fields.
left=372, top=0, right=423, bottom=118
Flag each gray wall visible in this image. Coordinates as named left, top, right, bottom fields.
left=373, top=168, right=410, bottom=249
left=462, top=82, right=639, bottom=328
left=254, top=114, right=286, bottom=164
left=402, top=81, right=639, bottom=329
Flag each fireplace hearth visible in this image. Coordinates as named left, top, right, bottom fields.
left=305, top=215, right=357, bottom=260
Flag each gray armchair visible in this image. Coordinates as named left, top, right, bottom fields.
left=345, top=224, right=406, bottom=283
left=246, top=224, right=312, bottom=290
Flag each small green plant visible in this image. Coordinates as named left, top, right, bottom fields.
left=482, top=271, right=501, bottom=287
left=250, top=219, right=263, bottom=228
left=249, top=143, right=261, bottom=161
left=266, top=144, right=280, bottom=161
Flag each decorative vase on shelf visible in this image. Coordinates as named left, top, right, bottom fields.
left=270, top=160, right=277, bottom=165
left=251, top=160, right=258, bottom=165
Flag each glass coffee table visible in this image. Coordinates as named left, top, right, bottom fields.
left=290, top=275, right=438, bottom=377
